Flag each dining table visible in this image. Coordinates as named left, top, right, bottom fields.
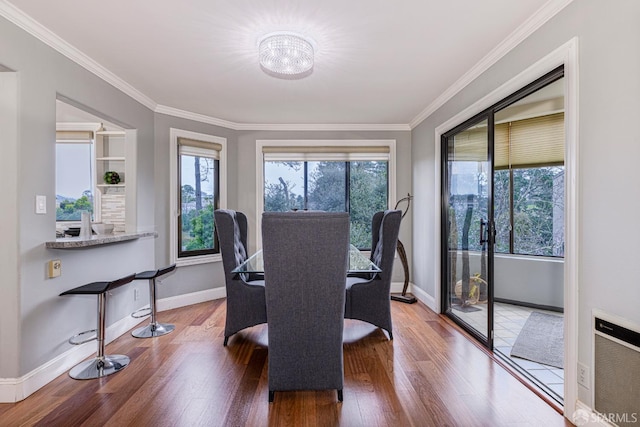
left=232, top=244, right=381, bottom=276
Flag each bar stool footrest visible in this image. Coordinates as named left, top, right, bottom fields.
left=131, top=307, right=151, bottom=319
left=69, top=329, right=97, bottom=345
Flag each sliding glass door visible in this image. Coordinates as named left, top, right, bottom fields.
left=442, top=116, right=494, bottom=347
left=441, top=65, right=565, bottom=360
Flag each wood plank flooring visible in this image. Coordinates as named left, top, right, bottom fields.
left=0, top=298, right=572, bottom=426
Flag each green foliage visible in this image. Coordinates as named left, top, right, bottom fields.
left=349, top=161, right=387, bottom=248
left=182, top=203, right=214, bottom=251
left=308, top=162, right=346, bottom=211
left=264, top=160, right=389, bottom=249
left=182, top=184, right=195, bottom=203
left=451, top=166, right=564, bottom=257
left=56, top=194, right=93, bottom=221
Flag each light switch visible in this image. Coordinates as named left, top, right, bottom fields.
left=36, top=195, right=46, bottom=214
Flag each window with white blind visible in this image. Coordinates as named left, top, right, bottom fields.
left=257, top=140, right=396, bottom=250
left=170, top=129, right=226, bottom=266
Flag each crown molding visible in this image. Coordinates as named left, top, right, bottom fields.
left=155, top=105, right=241, bottom=130
left=409, top=0, right=575, bottom=129
left=156, top=104, right=410, bottom=132
left=239, top=123, right=411, bottom=132
left=0, top=0, right=157, bottom=111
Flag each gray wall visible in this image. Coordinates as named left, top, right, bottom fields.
left=411, top=0, right=640, bottom=407
left=0, top=15, right=156, bottom=376
left=494, top=256, right=563, bottom=309
left=455, top=253, right=564, bottom=309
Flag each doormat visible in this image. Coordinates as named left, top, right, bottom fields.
left=510, top=312, right=563, bottom=369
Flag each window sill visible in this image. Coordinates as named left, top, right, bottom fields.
left=176, top=253, right=222, bottom=267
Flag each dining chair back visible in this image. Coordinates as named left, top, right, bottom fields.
left=345, top=210, right=402, bottom=339
left=262, top=211, right=350, bottom=402
left=214, top=209, right=267, bottom=346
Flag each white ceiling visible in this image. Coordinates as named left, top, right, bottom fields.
left=7, top=0, right=559, bottom=127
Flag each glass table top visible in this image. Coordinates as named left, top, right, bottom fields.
left=232, top=244, right=381, bottom=274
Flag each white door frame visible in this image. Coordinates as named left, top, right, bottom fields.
left=433, top=37, right=579, bottom=417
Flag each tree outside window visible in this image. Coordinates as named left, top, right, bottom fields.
left=264, top=160, right=388, bottom=249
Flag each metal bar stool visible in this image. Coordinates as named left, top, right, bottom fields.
left=59, top=273, right=136, bottom=380
left=131, top=264, right=177, bottom=338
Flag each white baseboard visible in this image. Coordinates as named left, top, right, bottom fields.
left=157, top=286, right=226, bottom=312
left=0, top=287, right=226, bottom=403
left=572, top=400, right=618, bottom=427
left=390, top=282, right=438, bottom=313
left=390, top=281, right=407, bottom=294
left=410, top=284, right=438, bottom=312
left=0, top=312, right=144, bottom=403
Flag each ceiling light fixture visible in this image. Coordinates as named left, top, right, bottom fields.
left=259, top=32, right=314, bottom=77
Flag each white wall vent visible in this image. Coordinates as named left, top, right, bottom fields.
left=593, top=311, right=640, bottom=426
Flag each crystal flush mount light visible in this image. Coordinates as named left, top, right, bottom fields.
left=259, top=32, right=314, bottom=78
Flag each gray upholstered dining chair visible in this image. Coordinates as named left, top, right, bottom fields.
left=214, top=209, right=267, bottom=346
left=262, top=211, right=350, bottom=403
left=345, top=210, right=402, bottom=340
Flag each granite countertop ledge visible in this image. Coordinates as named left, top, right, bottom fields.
left=46, top=231, right=157, bottom=249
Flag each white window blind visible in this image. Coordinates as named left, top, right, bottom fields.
left=263, top=145, right=390, bottom=162
left=450, top=125, right=488, bottom=162
left=495, top=112, right=564, bottom=168
left=450, top=112, right=564, bottom=168
left=178, top=137, right=222, bottom=159
left=55, top=130, right=93, bottom=143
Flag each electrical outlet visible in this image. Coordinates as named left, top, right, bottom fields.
left=48, top=259, right=61, bottom=278
left=134, top=288, right=139, bottom=301
left=578, top=362, right=589, bottom=389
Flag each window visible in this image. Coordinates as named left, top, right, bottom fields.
left=55, top=130, right=95, bottom=222
left=494, top=165, right=564, bottom=257
left=259, top=141, right=395, bottom=249
left=493, top=112, right=565, bottom=257
left=170, top=129, right=226, bottom=266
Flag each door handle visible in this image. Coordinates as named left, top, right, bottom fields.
left=479, top=218, right=488, bottom=245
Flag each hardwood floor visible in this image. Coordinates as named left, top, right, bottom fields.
left=0, top=298, right=572, bottom=426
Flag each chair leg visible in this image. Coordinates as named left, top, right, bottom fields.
left=132, top=278, right=175, bottom=338
left=69, top=293, right=129, bottom=380
left=223, top=336, right=229, bottom=346
left=337, top=389, right=343, bottom=402
left=269, top=390, right=275, bottom=402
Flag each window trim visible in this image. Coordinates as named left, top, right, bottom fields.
left=256, top=139, right=396, bottom=248
left=170, top=128, right=227, bottom=266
